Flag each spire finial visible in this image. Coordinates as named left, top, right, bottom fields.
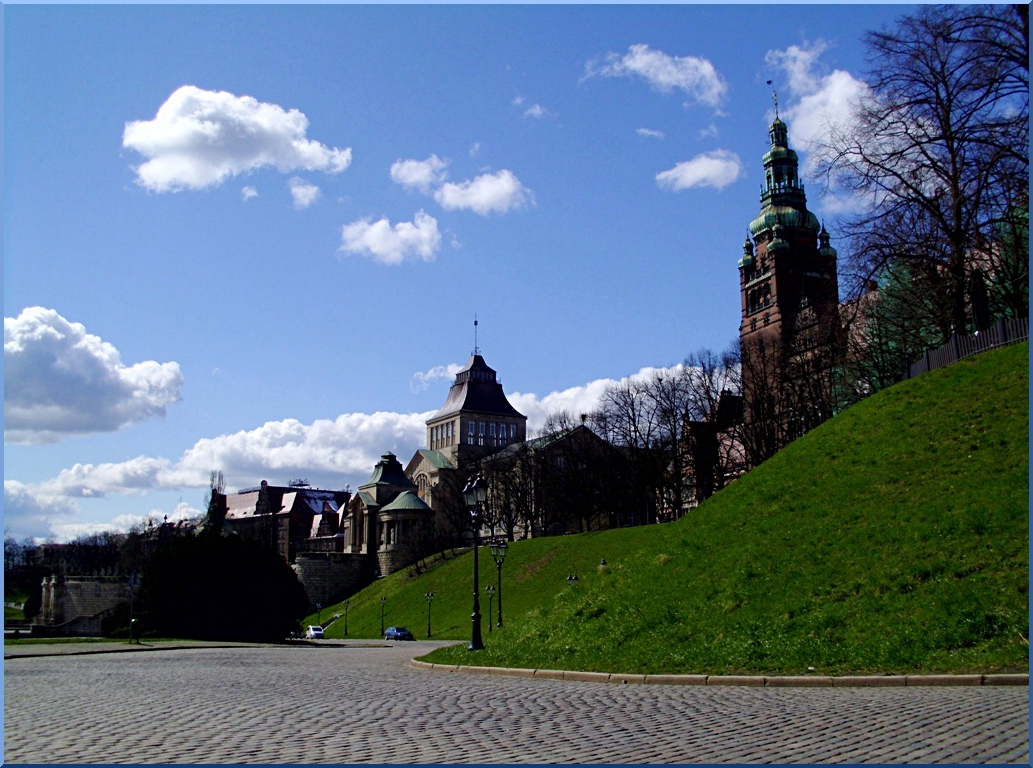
left=766, top=80, right=778, bottom=118
left=473, top=314, right=479, bottom=356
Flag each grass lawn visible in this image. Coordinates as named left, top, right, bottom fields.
left=314, top=343, right=1028, bottom=675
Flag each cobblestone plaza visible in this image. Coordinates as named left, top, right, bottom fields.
left=4, top=642, right=1029, bottom=764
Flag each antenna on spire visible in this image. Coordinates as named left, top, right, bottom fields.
left=766, top=80, right=779, bottom=118
left=473, top=314, right=479, bottom=356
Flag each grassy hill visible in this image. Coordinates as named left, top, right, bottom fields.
left=312, top=343, right=1028, bottom=675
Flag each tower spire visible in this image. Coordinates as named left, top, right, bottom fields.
left=766, top=80, right=779, bottom=119
left=473, top=315, right=479, bottom=356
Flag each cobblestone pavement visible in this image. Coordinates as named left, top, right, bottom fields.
left=4, top=642, right=1029, bottom=764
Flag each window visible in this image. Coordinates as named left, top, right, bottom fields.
left=510, top=424, right=517, bottom=439
left=479, top=421, right=485, bottom=436
left=490, top=422, right=497, bottom=437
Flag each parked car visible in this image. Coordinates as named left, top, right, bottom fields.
left=384, top=626, right=415, bottom=641
left=305, top=625, right=324, bottom=639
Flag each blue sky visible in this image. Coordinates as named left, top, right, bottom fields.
left=4, top=3, right=917, bottom=541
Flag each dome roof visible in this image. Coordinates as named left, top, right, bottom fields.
left=749, top=204, right=820, bottom=238
left=381, top=490, right=432, bottom=513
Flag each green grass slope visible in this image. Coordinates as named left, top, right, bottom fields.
left=315, top=343, right=1029, bottom=675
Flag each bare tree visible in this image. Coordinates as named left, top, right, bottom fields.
left=817, top=4, right=1028, bottom=337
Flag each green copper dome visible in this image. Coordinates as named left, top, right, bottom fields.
left=749, top=204, right=820, bottom=237
left=747, top=116, right=819, bottom=239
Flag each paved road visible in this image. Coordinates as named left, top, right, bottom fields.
left=4, top=642, right=1029, bottom=764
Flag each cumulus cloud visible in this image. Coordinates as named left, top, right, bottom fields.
left=390, top=155, right=450, bottom=194
left=173, top=411, right=432, bottom=487
left=288, top=177, right=321, bottom=209
left=637, top=128, right=665, bottom=139
left=510, top=364, right=684, bottom=433
left=339, top=210, right=442, bottom=265
left=410, top=363, right=464, bottom=393
left=241, top=185, right=259, bottom=201
left=4, top=307, right=184, bottom=444
left=586, top=44, right=727, bottom=107
left=4, top=478, right=204, bottom=542
left=523, top=104, right=548, bottom=119
left=656, top=150, right=743, bottom=191
left=50, top=504, right=204, bottom=543
left=36, top=456, right=178, bottom=499
left=4, top=481, right=80, bottom=540
left=765, top=42, right=869, bottom=158
left=123, top=85, right=352, bottom=192
left=434, top=169, right=532, bottom=215
left=4, top=362, right=707, bottom=540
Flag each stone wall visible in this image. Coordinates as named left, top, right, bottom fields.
left=293, top=552, right=371, bottom=607
left=34, top=575, right=128, bottom=636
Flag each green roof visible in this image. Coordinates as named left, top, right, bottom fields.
left=380, top=490, right=432, bottom=513
left=418, top=449, right=455, bottom=470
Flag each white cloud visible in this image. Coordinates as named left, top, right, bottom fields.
left=339, top=210, right=442, bottom=265
left=37, top=456, right=177, bottom=499
left=410, top=363, right=464, bottom=393
left=123, top=85, right=352, bottom=192
left=434, top=169, right=532, bottom=216
left=765, top=41, right=869, bottom=157
left=510, top=364, right=684, bottom=433
left=698, top=124, right=719, bottom=140
left=241, top=185, right=259, bottom=201
left=469, top=143, right=482, bottom=159
left=4, top=481, right=80, bottom=540
left=587, top=44, right=727, bottom=107
left=523, top=104, right=548, bottom=119
left=173, top=412, right=431, bottom=486
left=390, top=155, right=450, bottom=194
left=4, top=307, right=184, bottom=444
left=512, top=96, right=525, bottom=106
left=4, top=478, right=204, bottom=542
left=656, top=150, right=742, bottom=191
left=288, top=177, right=321, bottom=209
left=637, top=128, right=665, bottom=139
left=4, top=364, right=708, bottom=540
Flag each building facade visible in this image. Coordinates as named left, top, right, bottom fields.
left=406, top=350, right=527, bottom=539
left=738, top=115, right=842, bottom=450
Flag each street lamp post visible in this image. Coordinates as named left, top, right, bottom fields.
left=316, top=602, right=323, bottom=627
left=485, top=586, right=495, bottom=633
left=425, top=592, right=434, bottom=638
left=489, top=538, right=508, bottom=628
left=128, top=571, right=139, bottom=644
left=343, top=599, right=349, bottom=636
left=462, top=474, right=488, bottom=651
left=379, top=596, right=387, bottom=636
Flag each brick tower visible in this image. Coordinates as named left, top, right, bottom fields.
left=738, top=111, right=841, bottom=446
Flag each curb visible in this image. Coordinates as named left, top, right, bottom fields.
left=407, top=660, right=1029, bottom=688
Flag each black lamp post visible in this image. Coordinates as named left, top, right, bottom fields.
left=128, top=571, right=139, bottom=644
left=343, top=599, right=349, bottom=636
left=489, top=538, right=508, bottom=628
left=463, top=474, right=488, bottom=651
left=485, top=586, right=495, bottom=633
left=379, top=596, right=387, bottom=636
left=425, top=592, right=434, bottom=638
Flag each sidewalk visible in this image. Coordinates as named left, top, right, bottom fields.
left=410, top=658, right=1029, bottom=687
